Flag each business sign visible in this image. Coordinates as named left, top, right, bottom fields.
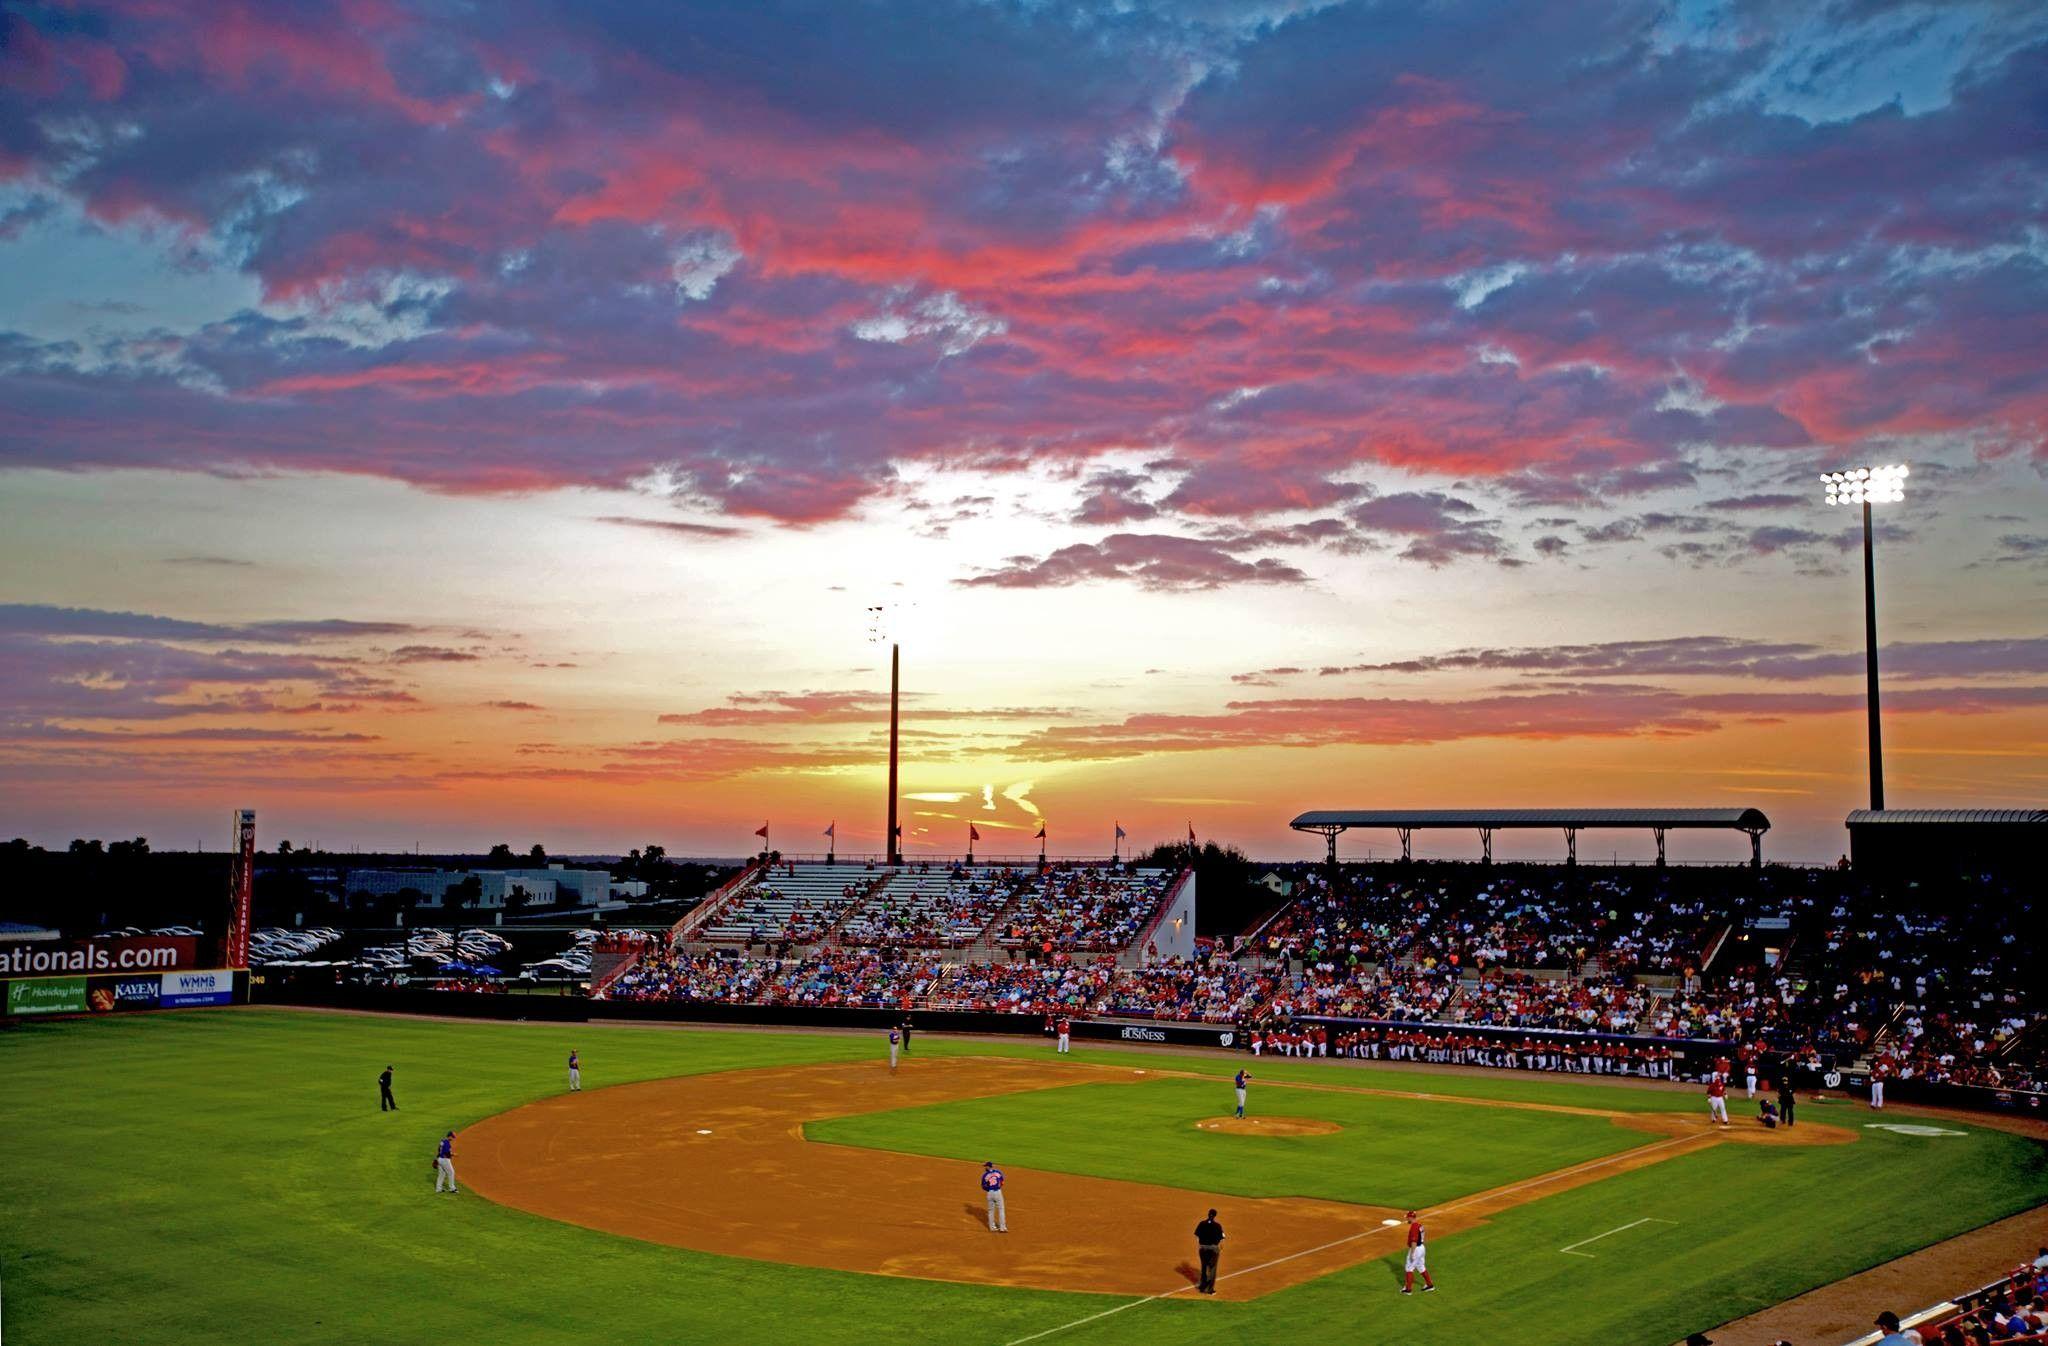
left=112, top=976, right=163, bottom=1008
left=0, top=936, right=201, bottom=978
left=161, top=969, right=235, bottom=1008
left=7, top=977, right=88, bottom=1016
left=1070, top=1018, right=1243, bottom=1050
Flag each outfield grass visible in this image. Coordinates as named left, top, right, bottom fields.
left=810, top=1075, right=1649, bottom=1206
left=3, top=1009, right=2044, bottom=1346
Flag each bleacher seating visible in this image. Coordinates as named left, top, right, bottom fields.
left=836, top=865, right=1028, bottom=946
left=695, top=863, right=877, bottom=944
left=608, top=856, right=2047, bottom=1099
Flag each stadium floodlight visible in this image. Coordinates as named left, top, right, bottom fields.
left=1818, top=463, right=1909, bottom=811
left=1820, top=463, right=1908, bottom=507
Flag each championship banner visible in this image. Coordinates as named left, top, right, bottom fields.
left=225, top=808, right=255, bottom=970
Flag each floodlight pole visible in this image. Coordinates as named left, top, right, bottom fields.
left=887, top=642, right=901, bottom=865
left=1860, top=500, right=1884, bottom=811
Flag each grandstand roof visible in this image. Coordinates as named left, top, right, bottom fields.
left=1290, top=808, right=1770, bottom=832
left=1846, top=808, right=2048, bottom=826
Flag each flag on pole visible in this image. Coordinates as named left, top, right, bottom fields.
left=1187, top=822, right=1197, bottom=844
left=823, top=821, right=835, bottom=838
left=1114, top=823, right=1127, bottom=840
left=1035, top=824, right=1046, bottom=841
left=755, top=822, right=770, bottom=839
left=969, top=825, right=981, bottom=842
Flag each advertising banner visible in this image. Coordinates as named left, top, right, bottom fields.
left=7, top=977, right=88, bottom=1016
left=0, top=936, right=202, bottom=978
left=1069, top=1018, right=1243, bottom=1050
left=111, top=976, right=163, bottom=1009
left=161, top=969, right=235, bottom=1008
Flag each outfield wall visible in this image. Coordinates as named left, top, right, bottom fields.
left=227, top=984, right=2048, bottom=1115
left=2, top=968, right=245, bottom=1019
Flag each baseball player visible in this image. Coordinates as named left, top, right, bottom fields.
left=378, top=1065, right=397, bottom=1112
left=981, top=1161, right=1008, bottom=1232
left=1401, top=1210, right=1434, bottom=1294
left=888, top=1027, right=900, bottom=1072
left=1056, top=1016, right=1071, bottom=1054
left=434, top=1131, right=457, bottom=1193
left=1742, top=1044, right=1758, bottom=1099
left=1233, top=1068, right=1250, bottom=1119
left=1870, top=1061, right=1888, bottom=1109
left=1707, top=1071, right=1729, bottom=1126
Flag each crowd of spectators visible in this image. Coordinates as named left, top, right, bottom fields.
left=606, top=946, right=942, bottom=1008
left=839, top=867, right=1030, bottom=947
left=992, top=867, right=1174, bottom=953
left=1864, top=1246, right=2048, bottom=1344
left=600, top=858, right=2043, bottom=1096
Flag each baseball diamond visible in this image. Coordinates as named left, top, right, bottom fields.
left=4, top=1008, right=2045, bottom=1346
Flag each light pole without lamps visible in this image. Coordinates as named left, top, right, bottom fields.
left=1820, top=463, right=1908, bottom=811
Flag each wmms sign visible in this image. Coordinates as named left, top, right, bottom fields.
left=161, top=970, right=234, bottom=1008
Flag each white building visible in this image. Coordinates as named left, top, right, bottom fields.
left=344, top=865, right=640, bottom=911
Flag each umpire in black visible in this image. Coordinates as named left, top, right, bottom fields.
left=379, top=1065, right=397, bottom=1112
left=1777, top=1075, right=1796, bottom=1128
left=1194, top=1209, right=1225, bottom=1294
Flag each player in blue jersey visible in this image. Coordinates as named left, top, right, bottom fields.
left=888, top=1027, right=900, bottom=1072
left=981, top=1161, right=1008, bottom=1232
left=567, top=1049, right=581, bottom=1091
left=1234, top=1068, right=1251, bottom=1118
left=434, top=1131, right=457, bottom=1193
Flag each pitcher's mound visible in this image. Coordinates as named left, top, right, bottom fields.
left=1197, top=1116, right=1343, bottom=1137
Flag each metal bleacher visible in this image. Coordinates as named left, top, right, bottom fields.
left=693, top=864, right=879, bottom=944
left=835, top=866, right=1031, bottom=947
left=684, top=861, right=1178, bottom=958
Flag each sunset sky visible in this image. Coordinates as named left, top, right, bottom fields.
left=2, top=0, right=2044, bottom=862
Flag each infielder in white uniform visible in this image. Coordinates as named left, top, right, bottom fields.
left=981, top=1161, right=1008, bottom=1232
left=568, top=1048, right=581, bottom=1091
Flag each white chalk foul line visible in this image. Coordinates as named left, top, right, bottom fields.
left=1002, top=1130, right=1704, bottom=1346
left=1558, top=1216, right=1673, bottom=1258
left=1001, top=1224, right=1382, bottom=1346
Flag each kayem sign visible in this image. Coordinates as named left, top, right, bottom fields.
left=161, top=969, right=235, bottom=1008
left=8, top=977, right=88, bottom=1016
left=0, top=936, right=201, bottom=977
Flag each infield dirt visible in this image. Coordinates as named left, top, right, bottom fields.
left=459, top=1055, right=1853, bottom=1300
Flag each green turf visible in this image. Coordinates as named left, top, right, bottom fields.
left=809, top=1075, right=1649, bottom=1206
left=3, top=1009, right=2045, bottom=1346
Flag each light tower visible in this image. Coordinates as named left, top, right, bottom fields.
left=868, top=605, right=904, bottom=864
left=1820, top=463, right=1908, bottom=811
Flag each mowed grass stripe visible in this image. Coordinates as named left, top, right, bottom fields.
left=808, top=1076, right=1651, bottom=1207
left=4, top=1009, right=2046, bottom=1346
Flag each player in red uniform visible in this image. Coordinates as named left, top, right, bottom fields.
left=1706, top=1071, right=1730, bottom=1125
left=1401, top=1210, right=1435, bottom=1294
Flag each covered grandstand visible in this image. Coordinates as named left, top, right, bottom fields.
left=1288, top=807, right=1772, bottom=867
left=1846, top=807, right=2047, bottom=878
